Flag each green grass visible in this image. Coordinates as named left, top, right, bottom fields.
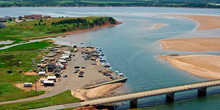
left=0, top=17, right=117, bottom=47
left=0, top=82, right=45, bottom=102
left=0, top=90, right=80, bottom=110
left=0, top=41, right=52, bottom=102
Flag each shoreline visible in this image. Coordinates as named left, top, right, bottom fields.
left=158, top=14, right=220, bottom=52
left=158, top=37, right=220, bottom=52
left=159, top=55, right=220, bottom=79
left=169, top=14, right=220, bottom=31
left=1, top=6, right=220, bottom=9
left=72, top=83, right=124, bottom=100
left=158, top=14, right=220, bottom=79
left=24, top=22, right=122, bottom=41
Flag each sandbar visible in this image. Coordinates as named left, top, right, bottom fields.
left=172, top=15, right=220, bottom=31
left=159, top=55, right=220, bottom=79
left=71, top=83, right=123, bottom=100
left=151, top=24, right=167, bottom=29
left=159, top=37, right=220, bottom=52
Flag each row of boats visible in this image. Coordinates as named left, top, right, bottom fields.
left=96, top=47, right=125, bottom=78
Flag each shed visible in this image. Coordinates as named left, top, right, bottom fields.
left=47, top=76, right=56, bottom=82
left=48, top=63, right=56, bottom=72
left=40, top=79, right=48, bottom=83
left=38, top=71, right=46, bottom=76
left=24, top=83, right=33, bottom=87
left=44, top=80, right=54, bottom=86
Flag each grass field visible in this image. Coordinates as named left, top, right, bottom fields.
left=0, top=90, right=80, bottom=109
left=0, top=41, right=53, bottom=102
left=0, top=17, right=117, bottom=47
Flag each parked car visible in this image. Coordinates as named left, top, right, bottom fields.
left=79, top=71, right=84, bottom=75
left=104, top=72, right=111, bottom=76
left=81, top=66, right=86, bottom=69
left=74, top=66, right=80, bottom=69
left=63, top=75, right=68, bottom=78
left=92, top=63, right=97, bottom=65
left=78, top=74, right=84, bottom=77
left=74, top=69, right=80, bottom=73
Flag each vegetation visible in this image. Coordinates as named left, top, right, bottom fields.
left=0, top=90, right=80, bottom=109
left=0, top=17, right=117, bottom=47
left=0, top=0, right=219, bottom=8
left=0, top=41, right=52, bottom=102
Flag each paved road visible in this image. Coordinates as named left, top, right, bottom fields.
left=33, top=79, right=220, bottom=110
left=0, top=49, right=110, bottom=105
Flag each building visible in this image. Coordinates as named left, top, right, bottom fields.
left=43, top=80, right=54, bottom=86
left=3, top=16, right=11, bottom=20
left=24, top=15, right=42, bottom=19
left=0, top=22, right=6, bottom=28
left=48, top=63, right=56, bottom=72
left=44, top=16, right=51, bottom=19
left=24, top=83, right=33, bottom=87
left=0, top=17, right=5, bottom=22
left=47, top=76, right=56, bottom=82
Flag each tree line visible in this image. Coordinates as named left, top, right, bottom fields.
left=0, top=0, right=219, bottom=8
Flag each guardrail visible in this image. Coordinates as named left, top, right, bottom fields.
left=84, top=77, right=127, bottom=89
left=88, top=79, right=220, bottom=100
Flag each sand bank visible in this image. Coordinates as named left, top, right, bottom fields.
left=159, top=37, right=220, bottom=52
left=151, top=24, right=167, bottom=29
left=71, top=83, right=123, bottom=100
left=172, top=15, right=220, bottom=31
left=159, top=55, right=220, bottom=79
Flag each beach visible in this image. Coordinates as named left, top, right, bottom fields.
left=159, top=14, right=220, bottom=52
left=171, top=15, right=220, bottom=31
left=158, top=14, right=220, bottom=79
left=159, top=37, right=220, bottom=52
left=72, top=83, right=123, bottom=100
left=159, top=55, right=220, bottom=79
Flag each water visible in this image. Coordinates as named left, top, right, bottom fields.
left=1, top=7, right=220, bottom=109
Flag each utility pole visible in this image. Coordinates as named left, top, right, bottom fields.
left=32, top=50, right=38, bottom=94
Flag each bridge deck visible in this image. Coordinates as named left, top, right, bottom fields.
left=33, top=80, right=220, bottom=110
left=81, top=80, right=220, bottom=105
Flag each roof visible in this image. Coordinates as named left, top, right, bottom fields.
left=44, top=80, right=54, bottom=83
left=24, top=83, right=32, bottom=84
left=39, top=71, right=46, bottom=74
left=47, top=76, right=56, bottom=79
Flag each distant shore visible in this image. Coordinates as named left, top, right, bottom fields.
left=159, top=55, right=220, bottom=79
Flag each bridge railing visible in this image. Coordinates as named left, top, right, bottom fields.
left=88, top=79, right=220, bottom=100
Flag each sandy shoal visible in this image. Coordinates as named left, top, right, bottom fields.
left=172, top=15, right=220, bottom=31
left=71, top=83, right=123, bottom=100
left=159, top=55, right=220, bottom=79
left=151, top=24, right=167, bottom=29
left=159, top=37, right=220, bottom=52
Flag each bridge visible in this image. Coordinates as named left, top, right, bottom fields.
left=34, top=79, right=220, bottom=110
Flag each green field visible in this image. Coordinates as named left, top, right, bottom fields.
left=0, top=90, right=80, bottom=109
left=0, top=17, right=117, bottom=47
left=0, top=41, right=52, bottom=102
